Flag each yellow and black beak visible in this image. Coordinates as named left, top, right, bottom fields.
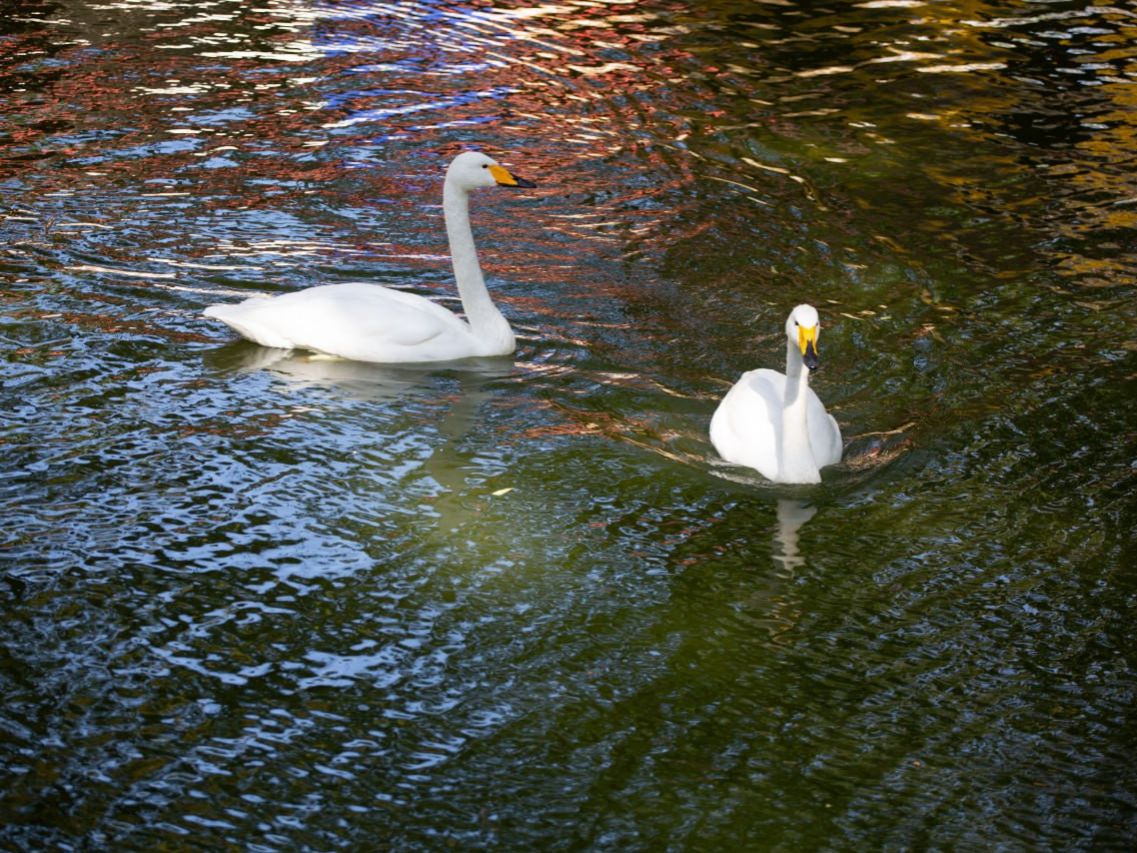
left=488, top=163, right=536, bottom=189
left=798, top=324, right=820, bottom=370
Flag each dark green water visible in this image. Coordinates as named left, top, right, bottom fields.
left=2, top=0, right=1135, bottom=848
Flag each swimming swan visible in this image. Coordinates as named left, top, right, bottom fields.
left=203, top=151, right=535, bottom=363
left=710, top=304, right=842, bottom=483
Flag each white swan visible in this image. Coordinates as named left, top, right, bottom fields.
left=202, top=151, right=535, bottom=363
left=710, top=304, right=842, bottom=484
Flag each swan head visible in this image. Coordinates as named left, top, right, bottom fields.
left=446, top=151, right=536, bottom=193
left=786, top=304, right=822, bottom=370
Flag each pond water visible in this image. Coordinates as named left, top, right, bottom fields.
left=2, top=0, right=1136, bottom=848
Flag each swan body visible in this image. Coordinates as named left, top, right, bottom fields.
left=203, top=151, right=534, bottom=363
left=710, top=304, right=842, bottom=484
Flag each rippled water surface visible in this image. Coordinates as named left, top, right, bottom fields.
left=3, top=0, right=1136, bottom=848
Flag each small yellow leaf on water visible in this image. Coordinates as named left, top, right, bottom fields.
left=491, top=488, right=514, bottom=497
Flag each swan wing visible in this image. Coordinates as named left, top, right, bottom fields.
left=710, top=368, right=783, bottom=480
left=204, top=283, right=478, bottom=363
left=805, top=387, right=843, bottom=467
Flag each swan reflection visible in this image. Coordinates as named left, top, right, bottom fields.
left=773, top=498, right=816, bottom=577
left=754, top=498, right=817, bottom=644
left=204, top=341, right=514, bottom=401
left=205, top=341, right=517, bottom=541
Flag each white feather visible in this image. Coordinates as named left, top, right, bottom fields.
left=203, top=151, right=530, bottom=364
left=710, top=304, right=842, bottom=484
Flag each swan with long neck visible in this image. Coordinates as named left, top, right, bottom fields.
left=710, top=304, right=842, bottom=483
left=202, top=151, right=535, bottom=363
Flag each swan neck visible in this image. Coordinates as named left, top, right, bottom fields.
left=780, top=338, right=818, bottom=481
left=784, top=337, right=806, bottom=381
left=443, top=182, right=512, bottom=348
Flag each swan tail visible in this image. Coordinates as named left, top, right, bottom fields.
left=203, top=303, right=295, bottom=350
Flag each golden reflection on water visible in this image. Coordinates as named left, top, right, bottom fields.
left=6, top=0, right=1135, bottom=400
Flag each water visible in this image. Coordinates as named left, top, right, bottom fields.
left=2, top=0, right=1135, bottom=848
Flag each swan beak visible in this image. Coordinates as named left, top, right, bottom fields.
left=799, top=324, right=820, bottom=370
left=489, top=164, right=537, bottom=189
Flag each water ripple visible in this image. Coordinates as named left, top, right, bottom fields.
left=2, top=1, right=1136, bottom=849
